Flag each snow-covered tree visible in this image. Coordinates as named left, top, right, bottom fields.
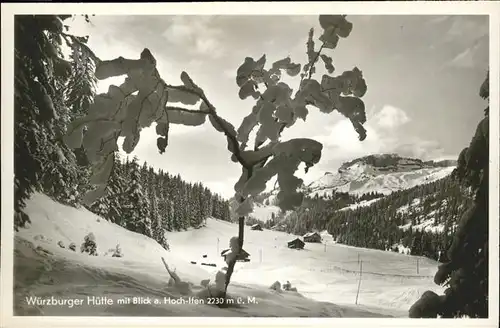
left=106, top=154, right=127, bottom=226
left=148, top=175, right=170, bottom=251
left=89, top=153, right=126, bottom=225
left=81, top=232, right=98, bottom=256
left=14, top=15, right=98, bottom=230
left=140, top=161, right=151, bottom=198
left=111, top=244, right=123, bottom=258
left=122, top=157, right=153, bottom=237
left=157, top=172, right=174, bottom=231
left=63, top=15, right=368, bottom=300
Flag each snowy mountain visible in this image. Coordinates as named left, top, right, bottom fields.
left=13, top=192, right=445, bottom=318
left=238, top=154, right=456, bottom=224
left=263, top=168, right=472, bottom=263
left=230, top=153, right=470, bottom=264
left=307, top=154, right=456, bottom=197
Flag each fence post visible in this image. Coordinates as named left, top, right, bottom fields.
left=217, top=237, right=219, bottom=254
left=416, top=258, right=419, bottom=275
left=357, top=253, right=360, bottom=264
left=355, top=260, right=363, bottom=305
left=259, top=248, right=262, bottom=263
left=324, top=243, right=326, bottom=252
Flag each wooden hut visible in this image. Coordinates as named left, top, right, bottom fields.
left=220, top=248, right=251, bottom=262
left=251, top=224, right=263, bottom=231
left=303, top=232, right=322, bottom=243
left=287, top=238, right=305, bottom=250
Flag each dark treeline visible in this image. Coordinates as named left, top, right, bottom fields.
left=270, top=176, right=473, bottom=262
left=13, top=15, right=230, bottom=251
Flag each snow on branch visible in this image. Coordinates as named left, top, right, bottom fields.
left=64, top=15, right=368, bottom=217
left=234, top=138, right=322, bottom=215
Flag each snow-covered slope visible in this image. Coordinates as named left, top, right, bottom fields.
left=14, top=193, right=445, bottom=317
left=307, top=154, right=456, bottom=197
left=245, top=154, right=456, bottom=221
left=338, top=198, right=382, bottom=212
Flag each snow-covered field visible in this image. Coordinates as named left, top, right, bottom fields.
left=12, top=193, right=445, bottom=318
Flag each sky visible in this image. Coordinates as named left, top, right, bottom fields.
left=66, top=14, right=489, bottom=199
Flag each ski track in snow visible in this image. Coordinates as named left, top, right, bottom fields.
left=13, top=193, right=445, bottom=317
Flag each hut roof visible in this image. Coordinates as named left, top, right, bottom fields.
left=303, top=232, right=321, bottom=238
left=287, top=238, right=305, bottom=248
left=221, top=248, right=250, bottom=259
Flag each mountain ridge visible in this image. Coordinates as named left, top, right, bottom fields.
left=306, top=153, right=456, bottom=197
left=229, top=153, right=458, bottom=226
left=337, top=153, right=457, bottom=173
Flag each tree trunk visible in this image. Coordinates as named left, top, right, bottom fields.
left=219, top=161, right=254, bottom=305
left=222, top=216, right=244, bottom=297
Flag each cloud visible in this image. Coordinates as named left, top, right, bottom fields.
left=392, top=138, right=446, bottom=160
left=162, top=20, right=196, bottom=45
left=425, top=15, right=488, bottom=70
left=162, top=16, right=225, bottom=59
left=444, top=16, right=488, bottom=45
left=373, top=105, right=410, bottom=129
left=426, top=16, right=451, bottom=26
left=223, top=67, right=238, bottom=79
left=447, top=40, right=485, bottom=69
left=314, top=105, right=409, bottom=152
left=314, top=118, right=386, bottom=160
left=443, top=16, right=489, bottom=69
left=311, top=104, right=450, bottom=175
left=264, top=39, right=276, bottom=47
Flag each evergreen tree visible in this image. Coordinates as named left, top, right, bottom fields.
left=123, top=157, right=153, bottom=237
left=148, top=179, right=169, bottom=251
left=89, top=153, right=126, bottom=225
left=106, top=154, right=127, bottom=226
left=158, top=172, right=173, bottom=231
left=140, top=161, right=151, bottom=199
left=14, top=15, right=97, bottom=229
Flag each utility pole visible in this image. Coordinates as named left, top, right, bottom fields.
left=355, top=260, right=363, bottom=305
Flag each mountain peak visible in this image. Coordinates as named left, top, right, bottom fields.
left=338, top=153, right=456, bottom=173
left=308, top=153, right=456, bottom=197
